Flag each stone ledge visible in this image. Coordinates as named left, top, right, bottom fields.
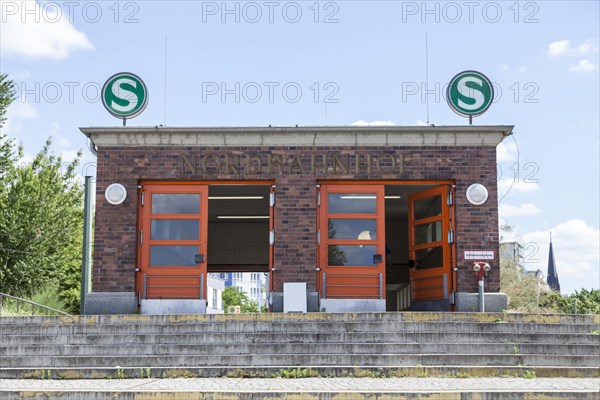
left=81, top=125, right=514, bottom=147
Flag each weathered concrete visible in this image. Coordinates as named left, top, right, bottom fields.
left=319, top=299, right=386, bottom=312
left=140, top=299, right=207, bottom=315
left=81, top=125, right=514, bottom=147
left=455, top=292, right=508, bottom=312
left=83, top=292, right=136, bottom=315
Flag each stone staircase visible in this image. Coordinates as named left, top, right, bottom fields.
left=0, top=312, right=598, bottom=398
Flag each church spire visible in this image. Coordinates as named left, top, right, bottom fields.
left=547, top=231, right=560, bottom=293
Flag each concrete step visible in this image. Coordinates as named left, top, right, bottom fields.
left=2, top=365, right=598, bottom=379
left=2, top=331, right=598, bottom=346
left=2, top=390, right=599, bottom=399
left=1, top=342, right=597, bottom=357
left=2, top=353, right=598, bottom=368
left=2, top=312, right=597, bottom=325
left=2, top=321, right=597, bottom=337
left=0, top=377, right=599, bottom=399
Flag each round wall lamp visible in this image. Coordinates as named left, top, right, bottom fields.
left=466, top=183, right=488, bottom=205
left=105, top=183, right=127, bottom=205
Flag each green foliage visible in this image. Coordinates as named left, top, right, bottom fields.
left=222, top=286, right=259, bottom=313
left=0, top=74, right=16, bottom=128
left=0, top=75, right=84, bottom=314
left=542, top=288, right=600, bottom=314
left=278, top=367, right=320, bottom=378
left=501, top=248, right=600, bottom=314
left=500, top=258, right=548, bottom=312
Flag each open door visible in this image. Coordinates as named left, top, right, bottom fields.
left=318, top=185, right=386, bottom=299
left=408, top=186, right=453, bottom=307
left=138, top=184, right=209, bottom=300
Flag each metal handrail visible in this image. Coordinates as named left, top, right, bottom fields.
left=0, top=292, right=71, bottom=316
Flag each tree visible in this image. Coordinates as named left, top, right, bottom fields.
left=542, top=289, right=600, bottom=314
left=0, top=74, right=15, bottom=127
left=0, top=74, right=84, bottom=313
left=222, top=286, right=259, bottom=313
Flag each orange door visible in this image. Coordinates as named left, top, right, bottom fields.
left=318, top=185, right=386, bottom=299
left=138, top=184, right=209, bottom=300
left=408, top=186, right=453, bottom=304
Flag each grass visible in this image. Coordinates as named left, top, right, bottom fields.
left=0, top=286, right=68, bottom=316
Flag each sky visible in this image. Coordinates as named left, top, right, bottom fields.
left=1, top=0, right=598, bottom=295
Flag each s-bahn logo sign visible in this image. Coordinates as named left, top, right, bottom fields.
left=102, top=72, right=148, bottom=120
left=446, top=70, right=493, bottom=119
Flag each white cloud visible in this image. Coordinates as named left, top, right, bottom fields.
left=415, top=120, right=428, bottom=126
left=499, top=203, right=542, bottom=218
left=569, top=59, right=597, bottom=74
left=498, top=179, right=541, bottom=196
left=548, top=40, right=572, bottom=57
left=497, top=140, right=518, bottom=162
left=548, top=39, right=598, bottom=57
left=351, top=120, right=396, bottom=127
left=0, top=0, right=93, bottom=60
left=521, top=220, right=600, bottom=294
left=1, top=101, right=39, bottom=135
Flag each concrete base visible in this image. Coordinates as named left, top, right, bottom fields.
left=84, top=292, right=136, bottom=315
left=319, top=299, right=386, bottom=312
left=272, top=291, right=319, bottom=312
left=455, top=292, right=508, bottom=312
left=140, top=299, right=207, bottom=315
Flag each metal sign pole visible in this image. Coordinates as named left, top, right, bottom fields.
left=80, top=176, right=95, bottom=315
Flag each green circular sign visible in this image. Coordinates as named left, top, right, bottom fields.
left=101, top=72, right=148, bottom=119
left=446, top=70, right=494, bottom=117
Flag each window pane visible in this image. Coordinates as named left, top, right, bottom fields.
left=328, top=219, right=377, bottom=240
left=415, top=246, right=443, bottom=269
left=152, top=194, right=200, bottom=214
left=414, top=195, right=442, bottom=220
left=328, top=245, right=377, bottom=266
left=414, top=221, right=442, bottom=245
left=151, top=220, right=199, bottom=240
left=328, top=194, right=376, bottom=214
left=150, top=245, right=199, bottom=266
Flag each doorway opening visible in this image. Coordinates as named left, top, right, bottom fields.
left=207, top=184, right=272, bottom=313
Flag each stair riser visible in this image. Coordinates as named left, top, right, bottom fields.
left=2, top=332, right=598, bottom=346
left=1, top=343, right=597, bottom=357
left=1, top=322, right=596, bottom=336
left=2, top=354, right=598, bottom=368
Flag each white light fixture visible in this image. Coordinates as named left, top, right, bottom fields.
left=105, top=183, right=127, bottom=205
left=340, top=195, right=376, bottom=199
left=340, top=195, right=401, bottom=199
left=209, top=196, right=264, bottom=200
left=357, top=231, right=372, bottom=240
left=217, top=216, right=270, bottom=219
left=466, top=183, right=489, bottom=205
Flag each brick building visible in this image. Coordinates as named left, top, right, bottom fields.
left=81, top=126, right=511, bottom=314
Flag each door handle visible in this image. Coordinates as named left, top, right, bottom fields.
left=195, top=254, right=204, bottom=263
left=408, top=259, right=419, bottom=270
left=373, top=254, right=383, bottom=264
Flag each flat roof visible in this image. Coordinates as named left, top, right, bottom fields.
left=80, top=125, right=514, bottom=147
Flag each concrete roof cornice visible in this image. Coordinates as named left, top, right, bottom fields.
left=80, top=125, right=514, bottom=147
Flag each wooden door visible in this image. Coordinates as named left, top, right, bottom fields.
left=318, top=185, right=386, bottom=299
left=408, top=186, right=452, bottom=304
left=138, top=184, right=209, bottom=300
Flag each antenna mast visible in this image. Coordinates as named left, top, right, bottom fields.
left=425, top=34, right=430, bottom=125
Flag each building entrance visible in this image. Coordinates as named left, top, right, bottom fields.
left=318, top=182, right=455, bottom=311
left=137, top=182, right=273, bottom=310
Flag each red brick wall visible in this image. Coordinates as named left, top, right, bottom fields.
left=93, top=146, right=499, bottom=294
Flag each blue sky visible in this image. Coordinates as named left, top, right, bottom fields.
left=1, top=0, right=598, bottom=294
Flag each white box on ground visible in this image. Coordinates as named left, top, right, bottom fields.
left=283, top=282, right=307, bottom=313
